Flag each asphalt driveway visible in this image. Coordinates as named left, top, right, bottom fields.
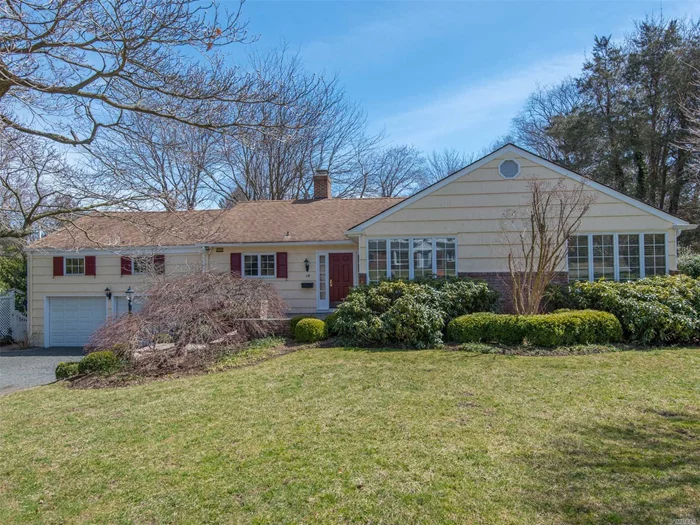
left=0, top=347, right=84, bottom=395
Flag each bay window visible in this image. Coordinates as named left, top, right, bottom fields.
left=568, top=233, right=666, bottom=282
left=367, top=237, right=457, bottom=283
left=618, top=234, right=641, bottom=280
left=390, top=239, right=410, bottom=279
left=436, top=238, right=457, bottom=277
left=243, top=254, right=275, bottom=278
left=592, top=234, right=614, bottom=280
left=413, top=238, right=434, bottom=279
left=644, top=234, right=667, bottom=276
left=368, top=239, right=388, bottom=283
left=567, top=235, right=589, bottom=281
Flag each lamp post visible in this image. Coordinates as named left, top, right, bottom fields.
left=125, top=286, right=134, bottom=314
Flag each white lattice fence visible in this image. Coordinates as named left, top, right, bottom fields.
left=0, top=291, right=27, bottom=342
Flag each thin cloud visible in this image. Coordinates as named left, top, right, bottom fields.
left=374, top=52, right=584, bottom=149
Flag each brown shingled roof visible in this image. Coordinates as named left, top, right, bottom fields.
left=29, top=198, right=404, bottom=250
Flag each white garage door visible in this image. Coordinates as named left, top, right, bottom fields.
left=48, top=297, right=107, bottom=347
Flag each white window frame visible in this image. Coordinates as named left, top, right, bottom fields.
left=567, top=232, right=668, bottom=282
left=242, top=253, right=276, bottom=278
left=365, top=237, right=458, bottom=283
left=498, top=158, right=521, bottom=179
left=64, top=256, right=86, bottom=276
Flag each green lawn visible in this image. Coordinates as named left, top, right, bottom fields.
left=1, top=348, right=698, bottom=524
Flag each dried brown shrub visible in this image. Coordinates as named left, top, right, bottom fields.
left=86, top=271, right=287, bottom=366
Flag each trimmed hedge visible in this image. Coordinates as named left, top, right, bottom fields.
left=446, top=313, right=525, bottom=346
left=294, top=318, right=327, bottom=343
left=55, top=362, right=80, bottom=380
left=447, top=310, right=622, bottom=348
left=78, top=350, right=119, bottom=375
left=333, top=278, right=499, bottom=348
left=290, top=315, right=317, bottom=333
left=550, top=275, right=700, bottom=344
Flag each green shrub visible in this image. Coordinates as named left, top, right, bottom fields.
left=324, top=311, right=340, bottom=336
left=678, top=247, right=700, bottom=278
left=446, top=313, right=525, bottom=345
left=333, top=278, right=498, bottom=348
left=55, top=362, right=80, bottom=380
left=447, top=310, right=621, bottom=347
left=78, top=350, right=119, bottom=375
left=290, top=315, right=317, bottom=333
left=550, top=275, right=700, bottom=344
left=413, top=276, right=500, bottom=319
left=294, top=318, right=327, bottom=343
left=523, top=310, right=622, bottom=347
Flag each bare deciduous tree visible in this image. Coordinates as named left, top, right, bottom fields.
left=0, top=0, right=308, bottom=146
left=93, top=115, right=224, bottom=211
left=511, top=79, right=589, bottom=168
left=425, top=148, right=474, bottom=185
left=683, top=79, right=700, bottom=175
left=501, top=178, right=595, bottom=314
left=0, top=129, right=138, bottom=240
left=368, top=145, right=426, bottom=197
left=211, top=49, right=382, bottom=201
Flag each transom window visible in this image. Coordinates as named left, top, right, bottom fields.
left=64, top=257, right=85, bottom=275
left=243, top=254, right=275, bottom=278
left=568, top=233, right=666, bottom=282
left=592, top=234, right=614, bottom=280
left=367, top=237, right=457, bottom=283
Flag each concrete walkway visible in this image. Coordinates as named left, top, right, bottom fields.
left=0, top=347, right=84, bottom=395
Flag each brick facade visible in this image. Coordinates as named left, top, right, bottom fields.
left=459, top=271, right=569, bottom=313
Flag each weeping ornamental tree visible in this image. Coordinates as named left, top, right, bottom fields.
left=501, top=178, right=595, bottom=315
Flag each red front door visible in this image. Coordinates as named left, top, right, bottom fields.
left=329, top=253, right=354, bottom=307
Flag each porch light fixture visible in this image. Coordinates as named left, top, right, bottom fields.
left=125, top=286, right=135, bottom=313
left=304, top=258, right=310, bottom=272
left=104, top=287, right=112, bottom=300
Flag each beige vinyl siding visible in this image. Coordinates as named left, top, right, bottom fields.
left=28, top=251, right=201, bottom=346
left=358, top=154, right=678, bottom=275
left=206, top=244, right=355, bottom=313
left=29, top=243, right=358, bottom=346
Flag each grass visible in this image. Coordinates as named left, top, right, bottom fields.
left=210, top=336, right=288, bottom=371
left=1, top=347, right=698, bottom=524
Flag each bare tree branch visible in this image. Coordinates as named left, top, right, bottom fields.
left=501, top=178, right=595, bottom=314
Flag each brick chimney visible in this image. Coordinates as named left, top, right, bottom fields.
left=313, top=169, right=331, bottom=199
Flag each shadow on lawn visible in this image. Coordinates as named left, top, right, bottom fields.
left=525, top=408, right=700, bottom=524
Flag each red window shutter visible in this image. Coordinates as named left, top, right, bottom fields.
left=85, top=256, right=96, bottom=276
left=276, top=252, right=288, bottom=279
left=120, top=256, right=132, bottom=276
left=230, top=253, right=242, bottom=277
left=153, top=254, right=165, bottom=274
left=53, top=256, right=64, bottom=277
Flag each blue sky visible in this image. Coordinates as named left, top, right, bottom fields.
left=238, top=0, right=700, bottom=155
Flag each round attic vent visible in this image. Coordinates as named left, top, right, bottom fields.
left=499, top=159, right=520, bottom=179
